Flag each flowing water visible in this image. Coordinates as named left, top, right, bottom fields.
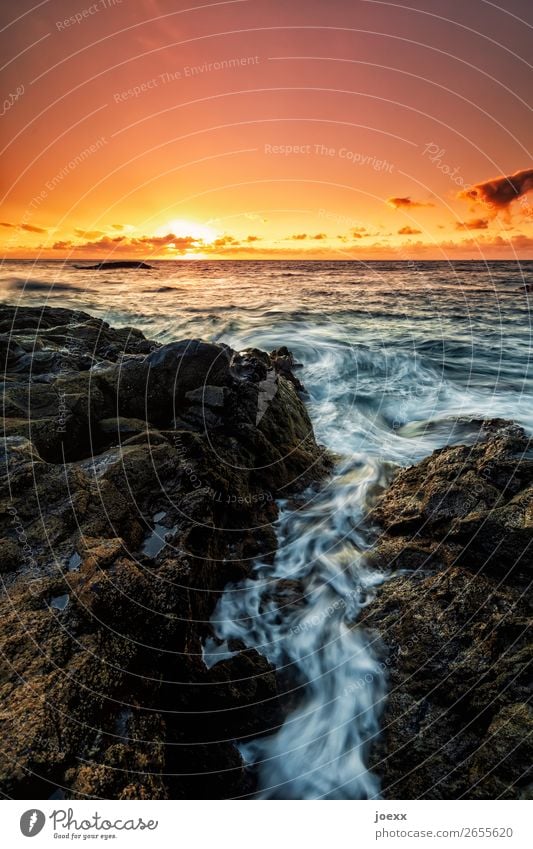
left=2, top=259, right=532, bottom=798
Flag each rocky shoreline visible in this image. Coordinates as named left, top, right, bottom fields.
left=0, top=305, right=531, bottom=800
left=0, top=305, right=330, bottom=799
left=364, top=421, right=532, bottom=799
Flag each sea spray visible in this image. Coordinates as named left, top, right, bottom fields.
left=207, top=326, right=517, bottom=799
left=211, top=453, right=388, bottom=799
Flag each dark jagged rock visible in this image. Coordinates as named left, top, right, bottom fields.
left=270, top=346, right=305, bottom=392
left=0, top=304, right=331, bottom=800
left=361, top=421, right=533, bottom=799
left=73, top=261, right=154, bottom=270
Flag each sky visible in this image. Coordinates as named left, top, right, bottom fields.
left=1, top=0, right=532, bottom=260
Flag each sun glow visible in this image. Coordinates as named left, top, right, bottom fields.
left=158, top=219, right=218, bottom=244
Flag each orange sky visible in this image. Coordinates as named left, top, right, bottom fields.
left=1, top=0, right=532, bottom=260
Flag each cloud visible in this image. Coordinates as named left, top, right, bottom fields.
left=245, top=235, right=261, bottom=242
left=288, top=232, right=327, bottom=241
left=387, top=197, right=434, bottom=209
left=386, top=232, right=533, bottom=257
left=211, top=235, right=239, bottom=248
left=74, top=229, right=105, bottom=238
left=456, top=218, right=489, bottom=230
left=52, top=233, right=198, bottom=254
left=132, top=234, right=195, bottom=250
left=65, top=235, right=126, bottom=250
left=23, top=224, right=47, bottom=233
left=1, top=221, right=47, bottom=233
left=458, top=168, right=533, bottom=210
left=347, top=226, right=381, bottom=240
left=507, top=233, right=533, bottom=249
left=111, top=224, right=124, bottom=230
left=398, top=226, right=422, bottom=235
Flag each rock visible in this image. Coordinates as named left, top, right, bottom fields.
left=73, top=261, right=154, bottom=270
left=0, top=538, right=22, bottom=572
left=0, top=304, right=331, bottom=800
left=80, top=536, right=126, bottom=569
left=270, top=346, right=305, bottom=391
left=185, top=385, right=226, bottom=408
left=468, top=704, right=533, bottom=798
left=362, top=420, right=533, bottom=799
left=0, top=305, right=154, bottom=364
left=97, top=417, right=150, bottom=440
left=368, top=420, right=532, bottom=580
left=1, top=306, right=157, bottom=461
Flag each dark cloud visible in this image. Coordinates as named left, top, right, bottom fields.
left=1, top=221, right=47, bottom=233
left=291, top=233, right=308, bottom=240
left=387, top=197, right=434, bottom=209
left=23, top=224, right=47, bottom=233
left=398, top=226, right=422, bottom=235
left=456, top=218, right=489, bottom=230
left=458, top=169, right=533, bottom=210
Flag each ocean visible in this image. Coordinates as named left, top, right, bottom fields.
left=2, top=258, right=532, bottom=798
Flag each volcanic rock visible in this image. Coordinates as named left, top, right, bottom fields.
left=362, top=421, right=533, bottom=799
left=0, top=304, right=331, bottom=800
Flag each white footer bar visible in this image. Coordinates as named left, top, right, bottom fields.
left=3, top=799, right=531, bottom=848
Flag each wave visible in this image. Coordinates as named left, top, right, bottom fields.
left=1, top=277, right=82, bottom=292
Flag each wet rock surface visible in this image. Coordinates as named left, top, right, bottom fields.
left=73, top=261, right=154, bottom=270
left=362, top=421, right=532, bottom=799
left=0, top=304, right=331, bottom=799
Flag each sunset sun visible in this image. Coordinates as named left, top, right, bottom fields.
left=157, top=219, right=219, bottom=245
